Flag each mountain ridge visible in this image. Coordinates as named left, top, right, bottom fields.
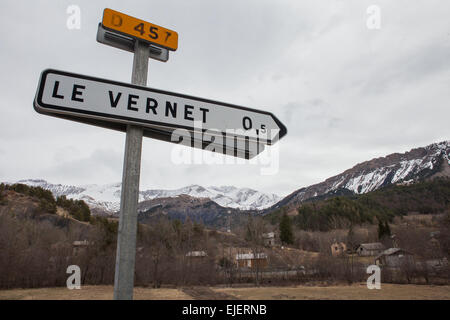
left=8, top=179, right=280, bottom=214
left=268, top=140, right=450, bottom=212
left=4, top=140, right=449, bottom=226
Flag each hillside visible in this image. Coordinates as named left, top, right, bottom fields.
left=2, top=140, right=449, bottom=232
left=0, top=183, right=118, bottom=240
left=0, top=188, right=90, bottom=231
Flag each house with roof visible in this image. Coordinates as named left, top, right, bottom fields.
left=186, top=251, right=207, bottom=258
left=375, top=248, right=414, bottom=268
left=262, top=232, right=276, bottom=247
left=72, top=240, right=90, bottom=256
left=356, top=242, right=385, bottom=256
left=235, top=252, right=268, bottom=269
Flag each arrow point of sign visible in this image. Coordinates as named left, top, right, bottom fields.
left=268, top=114, right=287, bottom=145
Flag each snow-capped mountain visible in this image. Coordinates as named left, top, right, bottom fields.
left=9, top=140, right=449, bottom=217
left=270, top=140, right=450, bottom=210
left=10, top=179, right=281, bottom=213
left=140, top=185, right=280, bottom=210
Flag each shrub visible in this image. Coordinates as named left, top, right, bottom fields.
left=279, top=212, right=294, bottom=244
left=56, top=195, right=91, bottom=222
left=0, top=183, right=7, bottom=205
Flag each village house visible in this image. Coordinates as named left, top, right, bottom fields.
left=356, top=242, right=385, bottom=256
left=235, top=253, right=268, bottom=269
left=72, top=240, right=89, bottom=256
left=185, top=251, right=208, bottom=266
left=186, top=251, right=207, bottom=258
left=330, top=241, right=347, bottom=257
left=262, top=232, right=276, bottom=247
left=375, top=248, right=414, bottom=268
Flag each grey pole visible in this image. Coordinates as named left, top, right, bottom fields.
left=114, top=40, right=149, bottom=300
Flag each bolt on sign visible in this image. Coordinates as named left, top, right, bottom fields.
left=101, top=8, right=178, bottom=51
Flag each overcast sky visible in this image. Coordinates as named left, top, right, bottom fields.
left=0, top=0, right=449, bottom=197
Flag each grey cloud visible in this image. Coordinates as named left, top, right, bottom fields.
left=280, top=100, right=343, bottom=137
left=40, top=148, right=123, bottom=185
left=361, top=41, right=450, bottom=95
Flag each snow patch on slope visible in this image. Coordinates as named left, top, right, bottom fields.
left=332, top=141, right=449, bottom=195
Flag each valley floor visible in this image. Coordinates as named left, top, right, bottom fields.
left=0, top=283, right=449, bottom=300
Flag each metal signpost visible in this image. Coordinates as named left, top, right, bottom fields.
left=113, top=40, right=148, bottom=300
left=33, top=8, right=287, bottom=300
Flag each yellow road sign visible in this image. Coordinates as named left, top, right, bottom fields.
left=101, top=8, right=178, bottom=51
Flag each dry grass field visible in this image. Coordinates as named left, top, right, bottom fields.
left=213, top=283, right=450, bottom=300
left=0, top=285, right=192, bottom=300
left=0, top=283, right=449, bottom=300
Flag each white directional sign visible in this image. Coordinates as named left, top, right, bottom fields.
left=34, top=69, right=287, bottom=148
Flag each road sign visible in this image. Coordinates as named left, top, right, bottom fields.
left=34, top=69, right=287, bottom=147
left=32, top=8, right=287, bottom=301
left=101, top=8, right=178, bottom=51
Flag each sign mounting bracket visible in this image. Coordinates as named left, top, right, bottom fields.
left=96, top=23, right=169, bottom=62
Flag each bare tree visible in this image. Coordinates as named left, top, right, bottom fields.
left=245, top=215, right=266, bottom=286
